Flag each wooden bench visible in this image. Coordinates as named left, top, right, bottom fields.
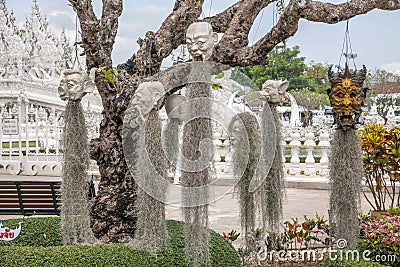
left=0, top=180, right=96, bottom=216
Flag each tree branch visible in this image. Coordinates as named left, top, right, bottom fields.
left=211, top=0, right=274, bottom=65
left=100, top=0, right=123, bottom=65
left=125, top=0, right=205, bottom=77
left=68, top=0, right=101, bottom=66
left=213, top=0, right=400, bottom=66
left=203, top=0, right=245, bottom=33
left=301, top=0, right=400, bottom=23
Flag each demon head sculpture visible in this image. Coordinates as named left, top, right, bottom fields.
left=327, top=64, right=368, bottom=130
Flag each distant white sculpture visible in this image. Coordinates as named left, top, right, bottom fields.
left=259, top=80, right=289, bottom=105
left=132, top=81, right=165, bottom=119
left=286, top=93, right=302, bottom=127
left=186, top=22, right=218, bottom=61
left=58, top=68, right=97, bottom=101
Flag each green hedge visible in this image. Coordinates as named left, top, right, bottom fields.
left=1, top=217, right=62, bottom=247
left=0, top=217, right=241, bottom=267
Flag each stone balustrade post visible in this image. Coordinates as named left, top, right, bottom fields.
left=304, top=131, right=316, bottom=175
left=319, top=131, right=330, bottom=176
left=289, top=131, right=301, bottom=175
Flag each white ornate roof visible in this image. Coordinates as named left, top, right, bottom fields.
left=0, top=0, right=102, bottom=114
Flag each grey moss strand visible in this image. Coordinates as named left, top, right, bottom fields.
left=61, top=100, right=97, bottom=245
left=329, top=129, right=363, bottom=248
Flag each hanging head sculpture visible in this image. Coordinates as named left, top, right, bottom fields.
left=327, top=64, right=368, bottom=130
left=259, top=80, right=289, bottom=105
left=58, top=68, right=97, bottom=101
left=186, top=22, right=218, bottom=61
left=132, top=81, right=165, bottom=120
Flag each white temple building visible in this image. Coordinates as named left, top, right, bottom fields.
left=0, top=0, right=102, bottom=176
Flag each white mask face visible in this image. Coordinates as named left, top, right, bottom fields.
left=186, top=22, right=218, bottom=61
left=260, top=80, right=289, bottom=104
left=132, top=81, right=164, bottom=118
left=58, top=70, right=95, bottom=101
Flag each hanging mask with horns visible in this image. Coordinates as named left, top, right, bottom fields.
left=327, top=64, right=368, bottom=130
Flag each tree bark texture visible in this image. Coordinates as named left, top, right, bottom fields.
left=68, top=0, right=400, bottom=243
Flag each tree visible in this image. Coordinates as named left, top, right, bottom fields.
left=239, top=45, right=308, bottom=90
left=290, top=88, right=330, bottom=126
left=305, top=61, right=330, bottom=94
left=239, top=46, right=331, bottom=94
left=364, top=68, right=400, bottom=124
left=67, top=0, right=400, bottom=243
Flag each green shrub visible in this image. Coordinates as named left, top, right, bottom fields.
left=0, top=218, right=241, bottom=267
left=361, top=214, right=400, bottom=261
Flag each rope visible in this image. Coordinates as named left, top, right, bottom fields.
left=338, top=0, right=357, bottom=71
left=72, top=7, right=82, bottom=70
left=251, top=8, right=265, bottom=46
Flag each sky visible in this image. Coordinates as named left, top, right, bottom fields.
left=5, top=0, right=400, bottom=74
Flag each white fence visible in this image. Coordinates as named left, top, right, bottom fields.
left=0, top=100, right=64, bottom=176
left=0, top=97, right=332, bottom=178
left=0, top=98, right=101, bottom=177
left=283, top=128, right=332, bottom=176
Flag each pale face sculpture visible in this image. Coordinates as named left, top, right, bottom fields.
left=186, top=22, right=218, bottom=61
left=132, top=81, right=165, bottom=119
left=165, top=94, right=186, bottom=120
left=58, top=69, right=96, bottom=101
left=229, top=119, right=242, bottom=147
left=259, top=80, right=289, bottom=104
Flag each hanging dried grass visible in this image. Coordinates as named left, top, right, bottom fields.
left=257, top=104, right=285, bottom=233
left=329, top=129, right=363, bottom=248
left=129, top=109, right=168, bottom=253
left=162, top=118, right=181, bottom=177
left=61, top=100, right=97, bottom=245
left=181, top=69, right=212, bottom=266
left=231, top=112, right=261, bottom=248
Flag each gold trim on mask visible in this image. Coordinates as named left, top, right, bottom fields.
left=327, top=64, right=368, bottom=130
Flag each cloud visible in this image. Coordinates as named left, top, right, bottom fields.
left=381, top=62, right=400, bottom=75
left=112, top=36, right=138, bottom=64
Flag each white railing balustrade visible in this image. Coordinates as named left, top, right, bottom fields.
left=304, top=131, right=316, bottom=175
left=318, top=131, right=331, bottom=176
left=0, top=101, right=63, bottom=176
left=289, top=131, right=301, bottom=175
left=0, top=100, right=100, bottom=176
left=283, top=127, right=332, bottom=176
